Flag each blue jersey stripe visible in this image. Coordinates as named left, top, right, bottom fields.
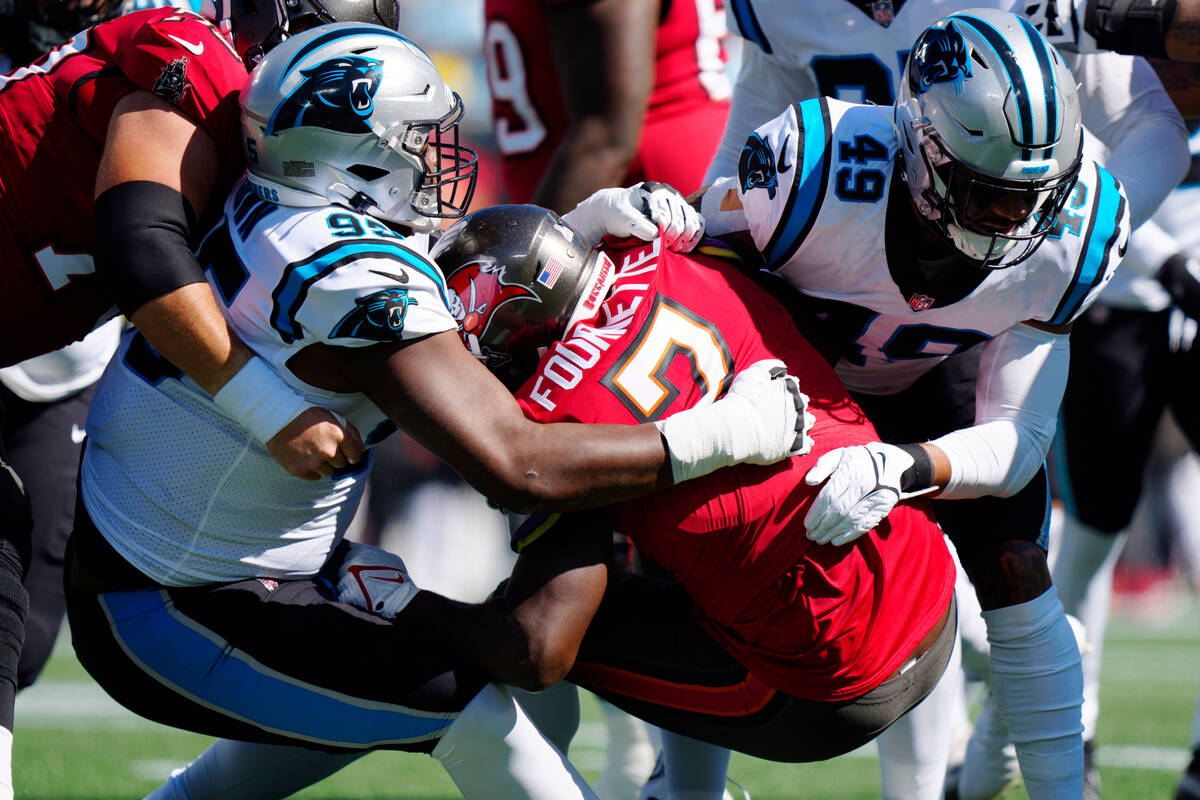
left=728, top=0, right=771, bottom=54
left=1050, top=166, right=1124, bottom=325
left=764, top=98, right=831, bottom=270
left=271, top=240, right=448, bottom=344
left=100, top=590, right=454, bottom=747
left=954, top=14, right=1036, bottom=159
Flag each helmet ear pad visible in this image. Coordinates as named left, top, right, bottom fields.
left=432, top=205, right=616, bottom=385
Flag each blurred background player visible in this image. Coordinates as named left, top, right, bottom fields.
left=484, top=0, right=730, bottom=208
left=699, top=2, right=1187, bottom=799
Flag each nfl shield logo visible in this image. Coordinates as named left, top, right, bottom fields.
left=908, top=293, right=934, bottom=311
left=872, top=0, right=894, bottom=26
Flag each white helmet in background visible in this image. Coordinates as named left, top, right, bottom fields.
left=239, top=22, right=478, bottom=232
left=894, top=8, right=1083, bottom=267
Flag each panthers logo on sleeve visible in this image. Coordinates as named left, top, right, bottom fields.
left=909, top=22, right=972, bottom=94
left=267, top=56, right=383, bottom=134
left=330, top=288, right=418, bottom=341
left=739, top=132, right=779, bottom=199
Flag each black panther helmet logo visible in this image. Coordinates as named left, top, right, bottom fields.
left=738, top=132, right=778, bottom=199
left=909, top=22, right=972, bottom=95
left=330, top=288, right=418, bottom=341
left=268, top=56, right=384, bottom=135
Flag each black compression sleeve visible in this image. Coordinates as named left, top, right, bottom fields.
left=93, top=181, right=205, bottom=316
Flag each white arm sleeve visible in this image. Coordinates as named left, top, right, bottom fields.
left=931, top=323, right=1070, bottom=499
left=1071, top=52, right=1189, bottom=229
left=704, top=43, right=813, bottom=183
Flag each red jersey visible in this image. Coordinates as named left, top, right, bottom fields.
left=483, top=0, right=731, bottom=202
left=514, top=241, right=955, bottom=701
left=0, top=8, right=248, bottom=367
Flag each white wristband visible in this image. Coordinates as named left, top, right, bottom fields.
left=212, top=355, right=312, bottom=445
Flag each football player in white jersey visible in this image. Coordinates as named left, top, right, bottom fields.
left=63, top=23, right=813, bottom=800
left=692, top=3, right=1188, bottom=799
left=693, top=9, right=1142, bottom=800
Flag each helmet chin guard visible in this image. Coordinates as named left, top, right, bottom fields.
left=894, top=8, right=1083, bottom=268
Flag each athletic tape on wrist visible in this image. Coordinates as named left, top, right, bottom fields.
left=212, top=356, right=312, bottom=445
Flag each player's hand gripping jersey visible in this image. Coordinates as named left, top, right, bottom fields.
left=81, top=178, right=456, bottom=586
left=0, top=8, right=249, bottom=366
left=706, top=97, right=1130, bottom=395
left=508, top=238, right=954, bottom=700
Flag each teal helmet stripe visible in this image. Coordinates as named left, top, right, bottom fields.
left=953, top=14, right=1040, bottom=160
left=1017, top=14, right=1059, bottom=161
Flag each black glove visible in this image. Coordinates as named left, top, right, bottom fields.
left=1157, top=253, right=1200, bottom=319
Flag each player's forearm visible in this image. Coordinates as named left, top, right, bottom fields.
left=127, top=284, right=251, bottom=395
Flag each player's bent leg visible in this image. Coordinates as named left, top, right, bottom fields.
left=876, top=628, right=963, bottom=800
left=432, top=682, right=598, bottom=799
left=981, top=585, right=1083, bottom=800
left=142, top=740, right=364, bottom=800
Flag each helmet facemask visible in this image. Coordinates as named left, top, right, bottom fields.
left=372, top=93, right=478, bottom=225
left=908, top=120, right=1080, bottom=267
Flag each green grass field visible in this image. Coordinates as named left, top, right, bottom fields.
left=14, top=587, right=1199, bottom=799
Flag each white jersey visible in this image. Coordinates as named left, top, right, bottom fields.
left=81, top=177, right=457, bottom=586
left=716, top=98, right=1129, bottom=394
left=710, top=1, right=1187, bottom=231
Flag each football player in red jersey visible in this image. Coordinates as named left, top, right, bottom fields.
left=410, top=205, right=959, bottom=789
left=0, top=2, right=394, bottom=795
left=484, top=0, right=732, bottom=209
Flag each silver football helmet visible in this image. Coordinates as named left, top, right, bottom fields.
left=894, top=8, right=1083, bottom=267
left=240, top=23, right=478, bottom=232
left=431, top=205, right=616, bottom=387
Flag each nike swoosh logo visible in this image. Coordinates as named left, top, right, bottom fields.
left=167, top=35, right=204, bottom=55
left=347, top=565, right=409, bottom=608
left=70, top=424, right=86, bottom=444
left=777, top=133, right=793, bottom=174
left=370, top=269, right=409, bottom=284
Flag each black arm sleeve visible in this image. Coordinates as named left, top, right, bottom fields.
left=93, top=181, right=205, bottom=316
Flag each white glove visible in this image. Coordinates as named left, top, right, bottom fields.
left=335, top=541, right=419, bottom=619
left=639, top=181, right=705, bottom=252
left=655, top=359, right=815, bottom=483
left=803, top=442, right=935, bottom=546
left=562, top=182, right=705, bottom=252
left=1024, top=0, right=1099, bottom=54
